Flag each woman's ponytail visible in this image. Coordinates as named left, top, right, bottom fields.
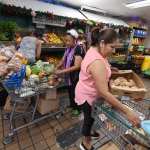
left=91, top=28, right=118, bottom=46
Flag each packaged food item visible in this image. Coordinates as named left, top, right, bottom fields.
left=0, top=46, right=16, bottom=59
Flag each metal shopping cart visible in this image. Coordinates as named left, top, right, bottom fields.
left=1, top=65, right=69, bottom=144
left=92, top=98, right=150, bottom=150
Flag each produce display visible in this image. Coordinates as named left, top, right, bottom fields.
left=133, top=55, right=145, bottom=65
left=110, top=54, right=126, bottom=62
left=26, top=60, right=62, bottom=87
left=132, top=38, right=145, bottom=45
left=42, top=32, right=64, bottom=46
left=143, top=69, right=150, bottom=76
left=46, top=56, right=61, bottom=66
left=111, top=77, right=138, bottom=89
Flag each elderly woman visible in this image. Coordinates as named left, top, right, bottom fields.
left=56, top=29, right=85, bottom=116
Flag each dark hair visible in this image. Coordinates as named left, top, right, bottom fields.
left=34, top=31, right=43, bottom=38
left=91, top=28, right=118, bottom=46
left=23, top=28, right=34, bottom=36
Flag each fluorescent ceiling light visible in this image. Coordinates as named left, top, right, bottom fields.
left=126, top=0, right=150, bottom=9
left=81, top=5, right=107, bottom=13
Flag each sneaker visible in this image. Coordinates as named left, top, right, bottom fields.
left=91, top=131, right=100, bottom=140
left=71, top=109, right=80, bottom=117
left=80, top=142, right=94, bottom=150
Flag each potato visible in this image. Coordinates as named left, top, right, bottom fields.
left=128, top=79, right=136, bottom=87
left=113, top=78, right=121, bottom=86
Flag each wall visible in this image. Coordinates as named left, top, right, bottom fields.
left=0, top=15, right=32, bottom=28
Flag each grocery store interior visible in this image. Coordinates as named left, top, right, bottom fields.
left=0, top=0, right=150, bottom=150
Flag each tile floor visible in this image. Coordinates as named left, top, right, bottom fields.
left=0, top=77, right=150, bottom=150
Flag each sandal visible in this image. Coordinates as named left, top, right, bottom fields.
left=91, top=131, right=100, bottom=140
left=80, top=142, right=94, bottom=150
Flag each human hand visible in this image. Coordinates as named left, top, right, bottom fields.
left=55, top=69, right=63, bottom=75
left=126, top=110, right=140, bottom=127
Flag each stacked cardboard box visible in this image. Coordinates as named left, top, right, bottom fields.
left=37, top=88, right=59, bottom=115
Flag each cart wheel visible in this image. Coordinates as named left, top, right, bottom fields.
left=3, top=136, right=13, bottom=145
left=56, top=113, right=62, bottom=119
left=61, top=110, right=65, bottom=115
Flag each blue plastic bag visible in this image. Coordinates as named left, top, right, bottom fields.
left=4, top=65, right=26, bottom=90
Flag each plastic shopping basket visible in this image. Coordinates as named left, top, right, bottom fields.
left=3, top=65, right=26, bottom=90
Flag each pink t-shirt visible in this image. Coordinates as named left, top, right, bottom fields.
left=75, top=47, right=111, bottom=106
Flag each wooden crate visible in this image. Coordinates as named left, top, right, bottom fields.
left=110, top=70, right=147, bottom=101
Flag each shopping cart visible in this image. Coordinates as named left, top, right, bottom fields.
left=1, top=66, right=69, bottom=145
left=92, top=98, right=150, bottom=150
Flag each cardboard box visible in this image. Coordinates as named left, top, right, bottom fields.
left=110, top=70, right=147, bottom=100
left=41, top=88, right=57, bottom=100
left=4, top=96, right=30, bottom=113
left=37, top=97, right=59, bottom=115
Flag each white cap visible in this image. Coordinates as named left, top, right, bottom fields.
left=67, top=29, right=78, bottom=39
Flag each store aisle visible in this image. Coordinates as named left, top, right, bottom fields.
left=0, top=77, right=150, bottom=150
left=0, top=105, right=81, bottom=150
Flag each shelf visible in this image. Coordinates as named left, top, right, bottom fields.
left=132, top=44, right=144, bottom=46
left=133, top=36, right=146, bottom=39
left=32, top=17, right=66, bottom=27
left=42, top=47, right=66, bottom=53
left=133, top=26, right=148, bottom=31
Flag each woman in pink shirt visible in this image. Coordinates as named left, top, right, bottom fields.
left=75, top=28, right=140, bottom=150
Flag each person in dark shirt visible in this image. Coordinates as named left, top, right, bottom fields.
left=56, top=29, right=85, bottom=116
left=77, top=29, right=87, bottom=53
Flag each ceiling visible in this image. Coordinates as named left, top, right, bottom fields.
left=59, top=0, right=150, bottom=21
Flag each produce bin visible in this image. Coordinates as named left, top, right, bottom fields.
left=110, top=70, right=147, bottom=100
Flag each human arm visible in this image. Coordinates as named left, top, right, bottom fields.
left=56, top=45, right=84, bottom=74
left=55, top=55, right=82, bottom=74
left=88, top=60, right=140, bottom=126
left=111, top=66, right=119, bottom=74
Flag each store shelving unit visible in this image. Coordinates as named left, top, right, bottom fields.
left=130, top=26, right=147, bottom=51
left=125, top=24, right=148, bottom=73
left=42, top=46, right=65, bottom=53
